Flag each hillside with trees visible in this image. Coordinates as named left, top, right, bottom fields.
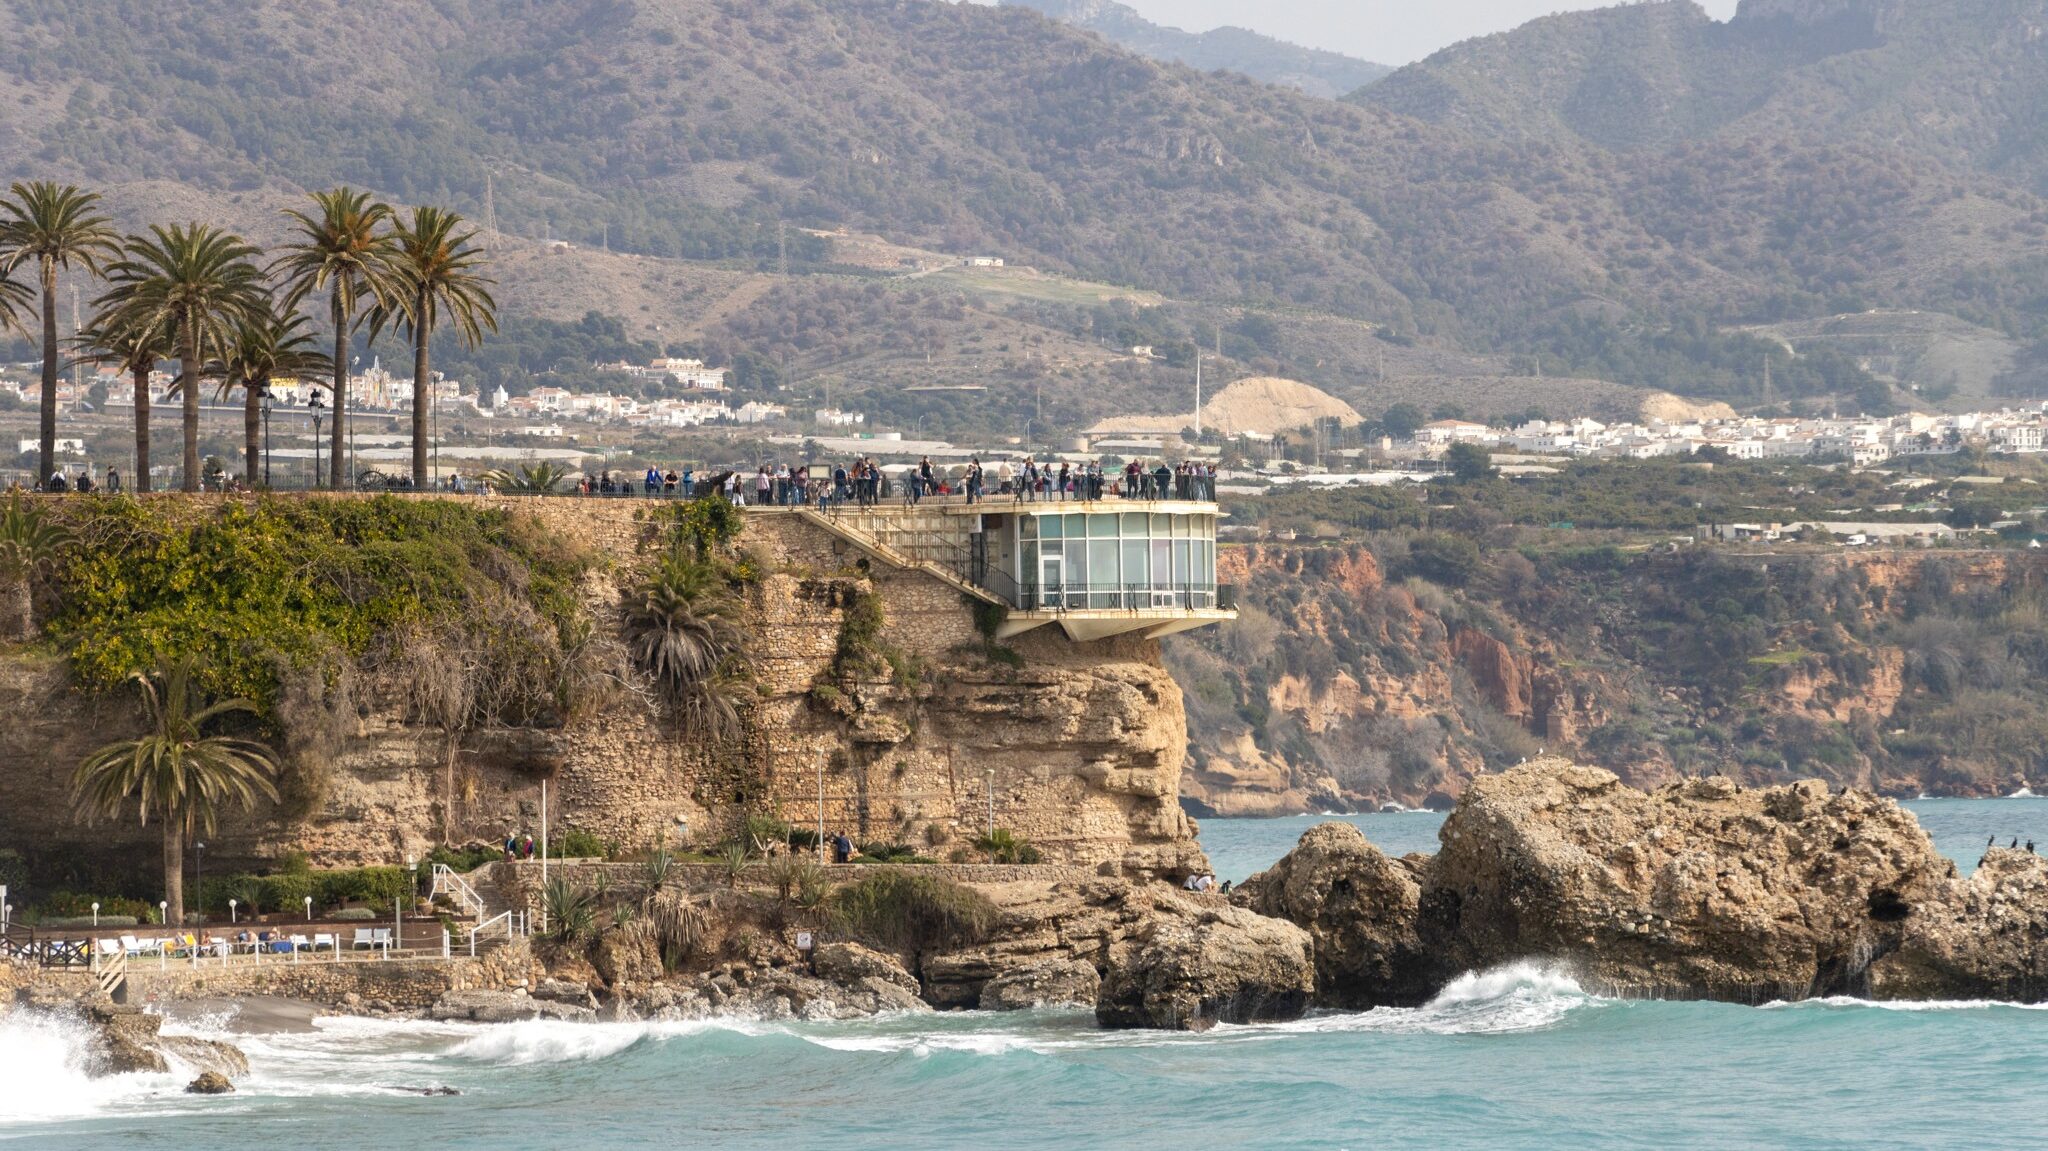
left=3, top=0, right=2047, bottom=429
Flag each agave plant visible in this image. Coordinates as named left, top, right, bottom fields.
left=481, top=461, right=573, bottom=493
left=974, top=828, right=1043, bottom=865
left=540, top=872, right=597, bottom=942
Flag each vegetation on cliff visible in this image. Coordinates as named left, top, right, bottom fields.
left=40, top=496, right=592, bottom=722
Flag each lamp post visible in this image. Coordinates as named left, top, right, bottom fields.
left=228, top=899, right=237, bottom=925
left=302, top=895, right=312, bottom=925
left=260, top=385, right=273, bottom=488
left=91, top=902, right=100, bottom=928
left=194, top=840, right=205, bottom=921
left=308, top=388, right=327, bottom=490
left=400, top=856, right=417, bottom=954
left=158, top=901, right=168, bottom=928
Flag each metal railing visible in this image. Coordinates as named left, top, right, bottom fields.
left=466, top=910, right=525, bottom=957
left=966, top=568, right=1236, bottom=613
left=431, top=863, right=488, bottom=920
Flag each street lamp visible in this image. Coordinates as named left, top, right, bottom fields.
left=159, top=900, right=168, bottom=928
left=228, top=899, right=237, bottom=925
left=399, top=856, right=417, bottom=953
left=308, top=388, right=327, bottom=489
left=91, top=902, right=100, bottom=927
left=302, top=895, right=313, bottom=924
left=194, top=840, right=205, bottom=921
left=260, top=385, right=273, bottom=488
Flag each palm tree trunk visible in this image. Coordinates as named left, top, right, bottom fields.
left=132, top=363, right=151, bottom=493
left=330, top=293, right=347, bottom=491
left=37, top=259, right=57, bottom=487
left=180, top=322, right=201, bottom=493
left=411, top=287, right=430, bottom=487
left=2, top=573, right=29, bottom=642
left=162, top=823, right=185, bottom=927
left=243, top=378, right=261, bottom=487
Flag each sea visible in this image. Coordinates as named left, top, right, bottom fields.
left=5, top=797, right=2047, bottom=1150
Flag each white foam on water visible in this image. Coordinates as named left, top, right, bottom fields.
left=1271, top=961, right=1603, bottom=1037
left=2007, top=786, right=2038, bottom=798
left=1763, top=996, right=2048, bottom=1013
left=442, top=1017, right=756, bottom=1066
left=0, top=1010, right=182, bottom=1124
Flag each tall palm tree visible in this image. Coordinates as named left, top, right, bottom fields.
left=217, top=308, right=333, bottom=486
left=371, top=206, right=497, bottom=488
left=95, top=226, right=269, bottom=492
left=71, top=657, right=280, bottom=926
left=0, top=184, right=118, bottom=487
left=77, top=314, right=172, bottom=493
left=274, top=189, right=401, bottom=490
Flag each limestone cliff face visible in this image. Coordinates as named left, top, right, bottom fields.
left=0, top=504, right=1203, bottom=880
left=1170, top=543, right=2048, bottom=814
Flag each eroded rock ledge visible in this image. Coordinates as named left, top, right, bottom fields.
left=1240, top=757, right=2048, bottom=1006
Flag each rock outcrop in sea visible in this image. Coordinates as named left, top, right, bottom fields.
left=1241, top=757, right=2048, bottom=1006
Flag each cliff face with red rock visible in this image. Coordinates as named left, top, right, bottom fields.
left=1167, top=542, right=2048, bottom=813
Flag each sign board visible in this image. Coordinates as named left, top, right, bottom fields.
left=795, top=932, right=814, bottom=951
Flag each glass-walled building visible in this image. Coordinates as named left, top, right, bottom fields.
left=1001, top=508, right=1219, bottom=610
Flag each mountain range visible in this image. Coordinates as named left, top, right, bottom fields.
left=999, top=0, right=1390, bottom=98
left=0, top=0, right=2045, bottom=428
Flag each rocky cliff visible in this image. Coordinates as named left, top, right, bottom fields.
left=1242, top=758, right=2048, bottom=1006
left=1168, top=543, right=2048, bottom=814
left=0, top=497, right=1205, bottom=890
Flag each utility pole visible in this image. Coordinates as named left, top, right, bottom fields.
left=778, top=221, right=789, bottom=279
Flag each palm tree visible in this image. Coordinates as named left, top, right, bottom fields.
left=623, top=556, right=746, bottom=739
left=481, top=460, right=574, bottom=493
left=77, top=314, right=171, bottom=493
left=0, top=495, right=71, bottom=642
left=372, top=206, right=496, bottom=487
left=217, top=308, right=333, bottom=486
left=0, top=183, right=118, bottom=488
left=95, top=226, right=269, bottom=492
left=71, top=657, right=280, bottom=926
left=274, top=189, right=401, bottom=490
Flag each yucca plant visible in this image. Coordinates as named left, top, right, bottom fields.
left=719, top=842, right=751, bottom=889
left=71, top=657, right=281, bottom=925
left=974, top=828, right=1043, bottom=865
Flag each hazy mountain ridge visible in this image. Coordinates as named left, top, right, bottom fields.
left=1000, top=0, right=1390, bottom=98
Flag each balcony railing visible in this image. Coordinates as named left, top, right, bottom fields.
left=970, top=567, right=1235, bottom=613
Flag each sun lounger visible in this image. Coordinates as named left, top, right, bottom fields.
left=96, top=938, right=122, bottom=958
left=312, top=933, right=336, bottom=952
left=118, top=934, right=142, bottom=956
left=352, top=928, right=376, bottom=950
left=289, top=934, right=311, bottom=951
left=371, top=928, right=394, bottom=951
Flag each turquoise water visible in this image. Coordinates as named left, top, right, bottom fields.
left=4, top=798, right=2046, bottom=1150
left=1198, top=796, right=2048, bottom=883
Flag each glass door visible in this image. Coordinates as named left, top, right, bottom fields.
left=1041, top=553, right=1066, bottom=610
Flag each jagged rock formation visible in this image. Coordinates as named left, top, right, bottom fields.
left=1242, top=758, right=2048, bottom=1006
left=923, top=877, right=1313, bottom=1030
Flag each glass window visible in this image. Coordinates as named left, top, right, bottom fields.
left=1090, top=539, right=1119, bottom=590
left=1121, top=513, right=1147, bottom=535
left=1064, top=541, right=1086, bottom=585
left=1022, top=542, right=1038, bottom=585
left=1065, top=514, right=1084, bottom=538
left=1040, top=515, right=1062, bottom=540
left=1122, top=541, right=1147, bottom=591
left=1020, top=516, right=1037, bottom=540
left=1151, top=513, right=1171, bottom=535
left=1151, top=540, right=1171, bottom=587
left=1195, top=541, right=1212, bottom=582
left=1173, top=517, right=1190, bottom=539
left=1088, top=513, right=1118, bottom=538
left=1174, top=540, right=1191, bottom=584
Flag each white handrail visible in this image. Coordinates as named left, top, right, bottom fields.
left=466, top=910, right=517, bottom=957
left=431, top=864, right=488, bottom=919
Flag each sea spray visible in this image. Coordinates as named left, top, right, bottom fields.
left=0, top=1010, right=176, bottom=1123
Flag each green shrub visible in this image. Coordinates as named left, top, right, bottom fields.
left=329, top=907, right=379, bottom=922
left=33, top=892, right=157, bottom=923
left=855, top=842, right=920, bottom=864
left=828, top=871, right=995, bottom=955
left=972, top=829, right=1043, bottom=864
left=554, top=828, right=611, bottom=860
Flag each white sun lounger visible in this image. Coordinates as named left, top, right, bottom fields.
left=312, top=933, right=337, bottom=952
left=351, top=928, right=376, bottom=950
